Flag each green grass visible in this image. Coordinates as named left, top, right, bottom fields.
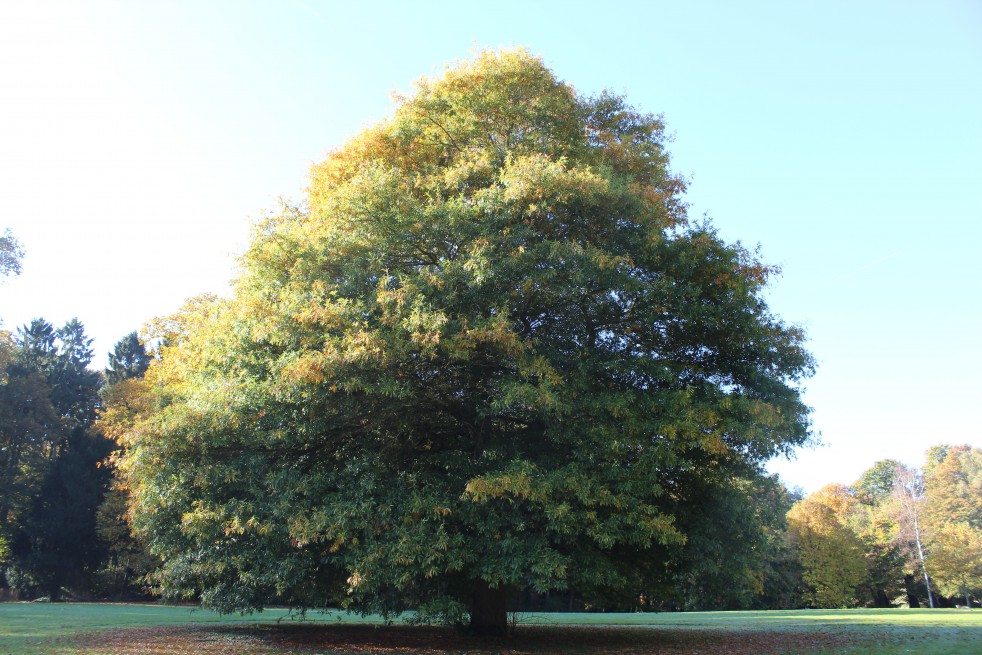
left=0, top=603, right=979, bottom=654
left=521, top=607, right=982, bottom=628
left=0, top=603, right=342, bottom=654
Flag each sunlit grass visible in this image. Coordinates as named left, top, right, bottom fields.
left=520, top=607, right=982, bottom=628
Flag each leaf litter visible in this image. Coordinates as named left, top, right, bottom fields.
left=60, top=623, right=859, bottom=655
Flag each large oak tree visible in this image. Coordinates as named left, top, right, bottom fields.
left=122, top=50, right=813, bottom=632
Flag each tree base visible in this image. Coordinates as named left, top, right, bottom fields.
left=469, top=580, right=509, bottom=636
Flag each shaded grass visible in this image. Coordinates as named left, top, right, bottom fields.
left=0, top=603, right=979, bottom=655
left=63, top=623, right=856, bottom=655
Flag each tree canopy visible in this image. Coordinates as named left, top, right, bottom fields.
left=0, top=228, right=23, bottom=279
left=922, top=445, right=982, bottom=605
left=121, top=49, right=814, bottom=632
left=786, top=485, right=867, bottom=608
left=105, top=331, right=152, bottom=386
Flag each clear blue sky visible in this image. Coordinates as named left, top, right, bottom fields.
left=1, top=0, right=979, bottom=493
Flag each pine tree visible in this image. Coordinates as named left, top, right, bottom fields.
left=3, top=319, right=111, bottom=599
left=105, top=332, right=152, bottom=386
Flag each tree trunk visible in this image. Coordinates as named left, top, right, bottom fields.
left=469, top=579, right=509, bottom=635
left=905, top=574, right=920, bottom=608
left=894, top=466, right=934, bottom=608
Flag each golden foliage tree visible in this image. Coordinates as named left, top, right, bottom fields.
left=787, top=485, right=867, bottom=608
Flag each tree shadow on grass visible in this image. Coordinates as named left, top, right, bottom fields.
left=65, top=623, right=855, bottom=655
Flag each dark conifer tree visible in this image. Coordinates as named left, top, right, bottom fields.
left=4, top=319, right=112, bottom=599
left=105, top=331, right=152, bottom=386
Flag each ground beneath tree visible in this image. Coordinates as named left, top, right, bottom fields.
left=60, top=623, right=859, bottom=654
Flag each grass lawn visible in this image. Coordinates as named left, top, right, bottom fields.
left=0, top=603, right=979, bottom=654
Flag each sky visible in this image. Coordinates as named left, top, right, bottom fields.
left=1, top=0, right=979, bottom=493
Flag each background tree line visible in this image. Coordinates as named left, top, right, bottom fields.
left=0, top=313, right=157, bottom=600
left=785, top=446, right=982, bottom=610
